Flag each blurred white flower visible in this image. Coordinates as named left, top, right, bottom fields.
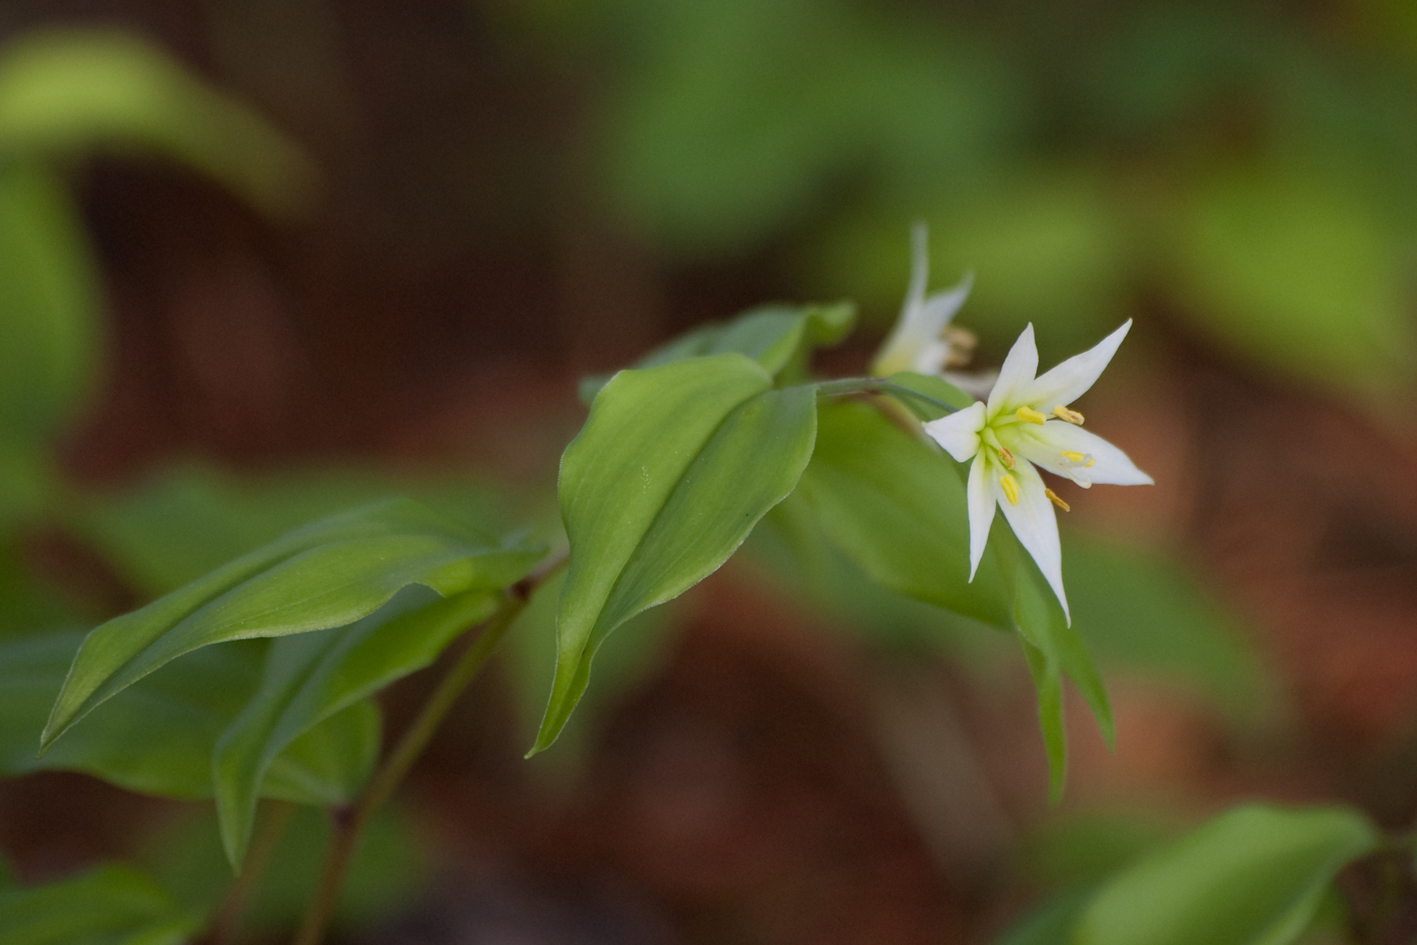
left=923, top=320, right=1152, bottom=620
left=872, top=224, right=977, bottom=380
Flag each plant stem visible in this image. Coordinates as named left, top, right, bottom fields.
left=201, top=800, right=294, bottom=945
left=813, top=376, right=957, bottom=415
left=291, top=553, right=567, bottom=945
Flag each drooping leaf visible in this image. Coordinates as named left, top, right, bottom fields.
left=793, top=400, right=1013, bottom=628
left=0, top=29, right=316, bottom=217
left=43, top=498, right=543, bottom=750
left=1074, top=804, right=1379, bottom=945
left=0, top=160, right=99, bottom=449
left=0, top=628, right=373, bottom=804
left=213, top=585, right=499, bottom=867
left=0, top=864, right=197, bottom=945
left=534, top=354, right=817, bottom=752
left=1014, top=558, right=1114, bottom=802
left=578, top=301, right=855, bottom=403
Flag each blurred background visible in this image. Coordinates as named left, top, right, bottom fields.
left=2, top=0, right=1417, bottom=943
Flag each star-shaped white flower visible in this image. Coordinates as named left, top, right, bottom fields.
left=872, top=224, right=975, bottom=378
left=923, top=320, right=1153, bottom=622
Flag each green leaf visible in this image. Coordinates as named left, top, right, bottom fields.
left=1169, top=161, right=1415, bottom=392
left=579, top=301, right=855, bottom=403
left=43, top=498, right=543, bottom=750
left=260, top=700, right=377, bottom=808
left=0, top=160, right=99, bottom=448
left=0, top=629, right=373, bottom=804
left=213, top=585, right=498, bottom=868
left=0, top=864, right=197, bottom=945
left=1075, top=804, right=1380, bottom=945
left=534, top=354, right=817, bottom=752
left=1014, top=559, right=1113, bottom=802
left=793, top=400, right=1013, bottom=627
left=0, top=30, right=316, bottom=217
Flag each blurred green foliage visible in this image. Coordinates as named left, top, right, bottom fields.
left=504, top=0, right=1417, bottom=390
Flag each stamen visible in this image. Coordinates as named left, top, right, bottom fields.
left=1060, top=451, right=1085, bottom=463
left=1045, top=488, right=1070, bottom=512
left=1000, top=474, right=1020, bottom=505
left=1016, top=406, right=1047, bottom=425
left=1052, top=405, right=1085, bottom=425
left=943, top=327, right=977, bottom=368
left=997, top=446, right=1015, bottom=469
left=1086, top=458, right=1095, bottom=468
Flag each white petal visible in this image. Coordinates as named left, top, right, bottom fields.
left=871, top=224, right=934, bottom=376
left=1023, top=319, right=1131, bottom=411
left=966, top=452, right=996, bottom=581
left=998, top=461, right=1069, bottom=623
left=1012, top=423, right=1154, bottom=487
left=915, top=273, right=973, bottom=337
left=924, top=401, right=986, bottom=462
left=987, top=323, right=1039, bottom=415
left=910, top=340, right=951, bottom=376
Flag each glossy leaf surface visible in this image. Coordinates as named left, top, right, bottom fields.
left=213, top=586, right=498, bottom=866
left=794, top=400, right=1012, bottom=628
left=0, top=629, right=373, bottom=803
left=0, top=864, right=197, bottom=945
left=1075, top=804, right=1378, bottom=945
left=535, top=354, right=816, bottom=751
left=44, top=498, right=542, bottom=749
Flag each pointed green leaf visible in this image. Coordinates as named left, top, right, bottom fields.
left=0, top=864, right=197, bottom=945
left=579, top=302, right=855, bottom=402
left=1014, top=559, right=1114, bottom=801
left=0, top=629, right=373, bottom=804
left=793, top=400, right=1013, bottom=627
left=1075, top=804, right=1379, bottom=945
left=43, top=498, right=543, bottom=750
left=535, top=354, right=817, bottom=751
left=1019, top=636, right=1066, bottom=804
left=214, top=586, right=498, bottom=867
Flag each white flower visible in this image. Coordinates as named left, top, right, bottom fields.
left=922, top=321, right=1153, bottom=621
left=872, top=224, right=976, bottom=378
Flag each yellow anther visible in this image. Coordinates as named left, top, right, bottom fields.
left=1045, top=488, right=1071, bottom=512
left=1016, top=406, right=1047, bottom=425
left=1000, top=474, right=1020, bottom=505
left=1060, top=451, right=1086, bottom=463
left=1086, top=458, right=1095, bottom=468
left=997, top=446, right=1016, bottom=469
left=1052, top=405, right=1085, bottom=425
